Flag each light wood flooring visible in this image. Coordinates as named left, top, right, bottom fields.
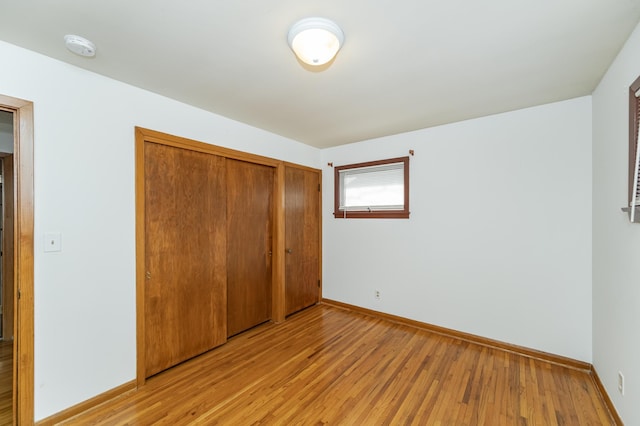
left=63, top=304, right=614, bottom=425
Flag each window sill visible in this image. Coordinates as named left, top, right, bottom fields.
left=621, top=206, right=640, bottom=223
left=333, top=211, right=410, bottom=219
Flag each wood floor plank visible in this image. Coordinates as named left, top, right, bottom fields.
left=0, top=339, right=12, bottom=425
left=61, top=305, right=615, bottom=425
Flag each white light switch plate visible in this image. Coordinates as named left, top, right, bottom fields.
left=44, top=232, right=62, bottom=252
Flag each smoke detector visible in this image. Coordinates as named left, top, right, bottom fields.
left=64, top=34, right=96, bottom=57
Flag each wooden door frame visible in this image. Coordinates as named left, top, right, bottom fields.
left=0, top=95, right=35, bottom=424
left=135, top=127, right=288, bottom=386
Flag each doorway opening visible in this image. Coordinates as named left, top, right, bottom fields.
left=0, top=95, right=34, bottom=424
left=0, top=110, right=14, bottom=424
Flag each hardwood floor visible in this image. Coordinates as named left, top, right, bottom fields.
left=0, top=339, right=12, bottom=425
left=62, top=305, right=614, bottom=425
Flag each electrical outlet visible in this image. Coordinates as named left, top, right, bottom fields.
left=375, top=290, right=381, bottom=300
left=618, top=371, right=625, bottom=396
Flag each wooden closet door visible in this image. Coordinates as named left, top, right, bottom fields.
left=226, top=159, right=273, bottom=336
left=144, top=142, right=227, bottom=378
left=285, top=166, right=320, bottom=316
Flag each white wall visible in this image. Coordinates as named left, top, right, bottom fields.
left=0, top=40, right=320, bottom=421
left=322, top=97, right=593, bottom=362
left=592, top=21, right=640, bottom=426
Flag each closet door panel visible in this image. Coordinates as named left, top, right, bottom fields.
left=144, top=142, right=227, bottom=378
left=285, top=166, right=320, bottom=316
left=227, top=159, right=274, bottom=336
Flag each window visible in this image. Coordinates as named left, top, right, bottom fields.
left=628, top=75, right=640, bottom=222
left=334, top=156, right=409, bottom=219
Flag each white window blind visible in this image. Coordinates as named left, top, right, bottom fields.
left=339, top=161, right=404, bottom=211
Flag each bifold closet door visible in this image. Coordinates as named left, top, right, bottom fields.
left=226, top=159, right=274, bottom=337
left=285, top=166, right=320, bottom=316
left=144, top=142, right=227, bottom=378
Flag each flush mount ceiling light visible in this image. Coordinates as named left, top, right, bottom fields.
left=287, top=17, right=344, bottom=66
left=64, top=34, right=96, bottom=57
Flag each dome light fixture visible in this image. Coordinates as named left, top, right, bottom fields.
left=64, top=34, right=96, bottom=58
left=287, top=17, right=344, bottom=66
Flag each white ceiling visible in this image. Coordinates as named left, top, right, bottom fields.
left=1, top=1, right=639, bottom=148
